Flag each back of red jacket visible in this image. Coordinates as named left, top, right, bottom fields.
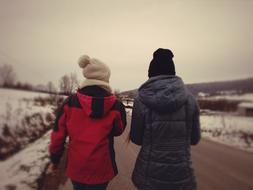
left=49, top=86, right=127, bottom=184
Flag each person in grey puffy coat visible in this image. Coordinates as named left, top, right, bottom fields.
left=130, top=48, right=201, bottom=190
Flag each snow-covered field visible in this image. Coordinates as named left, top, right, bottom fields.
left=0, top=88, right=55, bottom=159
left=0, top=88, right=51, bottom=115
left=0, top=131, right=50, bottom=190
left=0, top=88, right=53, bottom=134
left=200, top=113, right=253, bottom=152
left=198, top=93, right=253, bottom=151
left=0, top=88, right=57, bottom=189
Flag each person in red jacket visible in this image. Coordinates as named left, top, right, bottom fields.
left=49, top=55, right=127, bottom=190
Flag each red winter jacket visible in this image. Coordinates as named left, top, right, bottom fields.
left=49, top=86, right=127, bottom=184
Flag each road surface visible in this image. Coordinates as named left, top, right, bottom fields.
left=59, top=122, right=253, bottom=190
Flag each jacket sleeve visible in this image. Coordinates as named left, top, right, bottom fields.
left=49, top=97, right=69, bottom=165
left=191, top=100, right=201, bottom=145
left=111, top=100, right=127, bottom=136
left=130, top=98, right=145, bottom=146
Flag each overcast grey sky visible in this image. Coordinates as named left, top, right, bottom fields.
left=0, top=0, right=252, bottom=91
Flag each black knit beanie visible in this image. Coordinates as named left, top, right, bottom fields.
left=148, top=48, right=176, bottom=78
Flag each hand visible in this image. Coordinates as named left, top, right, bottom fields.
left=47, top=163, right=58, bottom=175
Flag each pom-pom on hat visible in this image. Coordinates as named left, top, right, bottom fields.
left=78, top=55, right=112, bottom=92
left=148, top=48, right=176, bottom=78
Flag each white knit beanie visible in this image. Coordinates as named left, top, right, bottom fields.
left=78, top=55, right=112, bottom=92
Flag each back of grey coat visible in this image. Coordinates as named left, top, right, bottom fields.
left=130, top=75, right=201, bottom=190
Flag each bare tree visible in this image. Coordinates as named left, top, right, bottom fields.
left=59, top=73, right=79, bottom=94
left=47, top=81, right=57, bottom=94
left=59, top=75, right=71, bottom=94
left=69, top=73, right=79, bottom=93
left=0, top=64, right=17, bottom=87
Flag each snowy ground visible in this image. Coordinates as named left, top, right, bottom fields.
left=200, top=112, right=253, bottom=152
left=0, top=131, right=50, bottom=190
left=0, top=88, right=53, bottom=135
left=0, top=88, right=55, bottom=159
left=0, top=88, right=50, bottom=114
left=0, top=88, right=60, bottom=190
left=198, top=92, right=253, bottom=151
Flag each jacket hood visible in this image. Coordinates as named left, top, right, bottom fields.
left=77, top=91, right=116, bottom=118
left=138, top=75, right=189, bottom=113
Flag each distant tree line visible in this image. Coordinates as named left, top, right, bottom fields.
left=198, top=99, right=239, bottom=112
left=0, top=63, right=79, bottom=95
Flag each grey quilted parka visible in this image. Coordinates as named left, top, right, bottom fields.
left=130, top=75, right=201, bottom=190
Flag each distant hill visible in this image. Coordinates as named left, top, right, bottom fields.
left=186, top=77, right=253, bottom=96
left=121, top=77, right=253, bottom=98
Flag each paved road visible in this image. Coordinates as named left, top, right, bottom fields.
left=59, top=125, right=253, bottom=190
left=192, top=139, right=253, bottom=190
